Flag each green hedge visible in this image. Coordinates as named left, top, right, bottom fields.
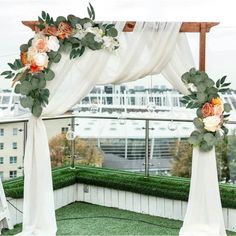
left=3, top=165, right=236, bottom=209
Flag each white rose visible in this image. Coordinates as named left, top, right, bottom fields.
left=47, top=36, right=60, bottom=52
left=83, top=22, right=93, bottom=29
left=33, top=53, right=49, bottom=68
left=86, top=27, right=103, bottom=37
left=203, top=115, right=222, bottom=132
left=103, top=36, right=119, bottom=51
left=188, top=83, right=198, bottom=92
left=27, top=46, right=38, bottom=63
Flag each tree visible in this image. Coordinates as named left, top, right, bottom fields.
left=49, top=134, right=103, bottom=168
left=170, top=139, right=192, bottom=178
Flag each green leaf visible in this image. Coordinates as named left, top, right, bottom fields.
left=197, top=93, right=206, bottom=103
left=88, top=3, right=95, bottom=20
left=193, top=117, right=204, bottom=129
left=196, top=108, right=203, bottom=118
left=42, top=11, right=46, bottom=19
left=8, top=63, right=17, bottom=70
left=14, top=84, right=21, bottom=94
left=189, top=68, right=196, bottom=75
left=199, top=140, right=213, bottom=152
left=221, top=82, right=231, bottom=87
left=1, top=71, right=12, bottom=76
left=219, top=88, right=229, bottom=93
left=216, top=79, right=221, bottom=88
left=53, top=53, right=61, bottom=63
left=188, top=130, right=202, bottom=145
left=207, top=87, right=218, bottom=95
left=20, top=81, right=32, bottom=95
left=38, top=79, right=46, bottom=89
left=32, top=104, right=43, bottom=117
left=45, top=69, right=55, bottom=81
left=181, top=72, right=190, bottom=84
left=203, top=133, right=217, bottom=146
left=224, top=103, right=232, bottom=113
left=220, top=75, right=227, bottom=84
left=197, top=82, right=206, bottom=92
left=204, top=78, right=215, bottom=88
left=20, top=97, right=34, bottom=108
left=31, top=78, right=39, bottom=89
left=20, top=44, right=28, bottom=52
left=107, top=28, right=118, bottom=37
left=221, top=126, right=229, bottom=135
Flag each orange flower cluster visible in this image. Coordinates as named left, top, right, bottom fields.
left=43, top=22, right=72, bottom=39
left=201, top=98, right=224, bottom=118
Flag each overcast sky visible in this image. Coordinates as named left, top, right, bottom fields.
left=0, top=0, right=236, bottom=89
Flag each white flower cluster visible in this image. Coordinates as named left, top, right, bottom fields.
left=75, top=23, right=119, bottom=52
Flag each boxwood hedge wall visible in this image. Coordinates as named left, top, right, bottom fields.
left=3, top=165, right=236, bottom=209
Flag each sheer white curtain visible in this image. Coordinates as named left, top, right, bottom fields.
left=161, top=33, right=226, bottom=236
left=17, top=22, right=182, bottom=236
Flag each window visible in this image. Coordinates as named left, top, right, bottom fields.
left=12, top=142, right=17, bottom=149
left=0, top=143, right=4, bottom=150
left=0, top=157, right=3, bottom=164
left=61, top=127, right=69, bottom=134
left=0, top=172, right=3, bottom=180
left=0, top=129, right=4, bottom=136
left=9, top=171, right=17, bottom=178
left=10, top=156, right=17, bottom=164
left=13, top=128, right=18, bottom=136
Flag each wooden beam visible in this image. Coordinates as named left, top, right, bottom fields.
left=22, top=20, right=219, bottom=72
left=22, top=21, right=219, bottom=33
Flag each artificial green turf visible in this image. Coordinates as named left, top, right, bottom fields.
left=2, top=202, right=236, bottom=236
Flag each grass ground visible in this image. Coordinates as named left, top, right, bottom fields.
left=2, top=202, right=236, bottom=235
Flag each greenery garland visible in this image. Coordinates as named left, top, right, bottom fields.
left=181, top=68, right=232, bottom=152
left=1, top=4, right=119, bottom=117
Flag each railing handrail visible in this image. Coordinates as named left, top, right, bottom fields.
left=0, top=113, right=236, bottom=124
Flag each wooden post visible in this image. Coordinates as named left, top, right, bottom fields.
left=199, top=23, right=207, bottom=72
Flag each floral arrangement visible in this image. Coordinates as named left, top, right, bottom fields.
left=181, top=68, right=232, bottom=152
left=1, top=4, right=119, bottom=117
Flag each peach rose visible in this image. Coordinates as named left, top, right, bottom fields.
left=203, top=115, right=222, bottom=132
left=213, top=104, right=224, bottom=116
left=57, top=22, right=72, bottom=38
left=201, top=102, right=214, bottom=118
left=32, top=34, right=48, bottom=53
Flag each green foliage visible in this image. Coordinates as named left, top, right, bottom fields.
left=1, top=3, right=119, bottom=118
left=181, top=68, right=231, bottom=152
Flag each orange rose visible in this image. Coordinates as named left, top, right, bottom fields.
left=30, top=64, right=41, bottom=73
left=201, top=102, right=214, bottom=118
left=211, top=97, right=222, bottom=106
left=44, top=24, right=58, bottom=36
left=57, top=22, right=72, bottom=38
left=20, top=52, right=28, bottom=66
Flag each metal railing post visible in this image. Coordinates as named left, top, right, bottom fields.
left=145, top=120, right=150, bottom=177
left=71, top=117, right=75, bottom=169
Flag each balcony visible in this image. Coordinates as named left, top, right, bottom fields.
left=1, top=114, right=236, bottom=235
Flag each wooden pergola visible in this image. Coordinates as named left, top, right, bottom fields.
left=22, top=21, right=219, bottom=72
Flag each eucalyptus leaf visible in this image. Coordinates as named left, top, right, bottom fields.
left=20, top=81, right=32, bottom=95
left=20, top=97, right=34, bottom=108
left=20, top=44, right=28, bottom=52
left=193, top=117, right=204, bottom=129
left=38, top=79, right=46, bottom=89
left=199, top=140, right=213, bottom=152
left=107, top=28, right=118, bottom=37
left=224, top=103, right=232, bottom=113
left=203, top=133, right=217, bottom=146
left=45, top=69, right=55, bottom=81
left=32, top=104, right=43, bottom=117
left=197, top=93, right=206, bottom=103
left=14, top=84, right=21, bottom=94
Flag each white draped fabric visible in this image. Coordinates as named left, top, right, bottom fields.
left=180, top=147, right=226, bottom=236
left=16, top=21, right=226, bottom=236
